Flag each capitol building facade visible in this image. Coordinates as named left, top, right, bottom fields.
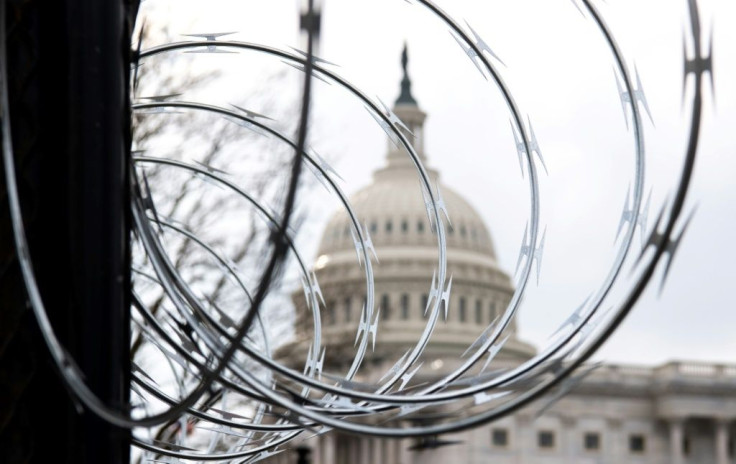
left=274, top=53, right=736, bottom=464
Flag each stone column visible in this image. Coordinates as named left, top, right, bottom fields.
left=352, top=436, right=362, bottom=464
left=669, top=419, right=685, bottom=464
left=715, top=419, right=729, bottom=464
left=311, top=435, right=322, bottom=464
left=562, top=416, right=577, bottom=459
left=606, top=418, right=622, bottom=464
left=392, top=438, right=402, bottom=464
left=362, top=437, right=371, bottom=464
left=398, top=438, right=411, bottom=464
left=517, top=415, right=532, bottom=463
left=323, top=432, right=336, bottom=464
left=371, top=438, right=383, bottom=464
left=360, top=436, right=373, bottom=464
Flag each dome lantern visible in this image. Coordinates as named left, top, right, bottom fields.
left=395, top=43, right=417, bottom=106
left=382, top=44, right=429, bottom=171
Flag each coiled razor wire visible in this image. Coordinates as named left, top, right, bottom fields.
left=1, top=0, right=713, bottom=462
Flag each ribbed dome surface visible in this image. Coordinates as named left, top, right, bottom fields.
left=317, top=164, right=498, bottom=259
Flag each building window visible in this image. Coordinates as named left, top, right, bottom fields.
left=417, top=220, right=424, bottom=233
left=385, top=220, right=392, bottom=233
left=489, top=301, right=496, bottom=322
left=326, top=301, right=335, bottom=323
left=401, top=220, right=408, bottom=233
left=629, top=434, right=646, bottom=453
left=381, top=294, right=390, bottom=320
left=370, top=221, right=377, bottom=234
left=491, top=428, right=508, bottom=448
left=460, top=225, right=467, bottom=237
left=584, top=432, right=600, bottom=451
left=400, top=294, right=409, bottom=320
left=459, top=297, right=466, bottom=322
left=421, top=293, right=429, bottom=316
left=475, top=299, right=482, bottom=324
left=343, top=297, right=351, bottom=323
left=538, top=431, right=555, bottom=449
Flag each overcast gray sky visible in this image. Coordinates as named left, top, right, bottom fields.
left=141, top=0, right=736, bottom=366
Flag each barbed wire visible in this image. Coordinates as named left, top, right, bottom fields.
left=1, top=0, right=712, bottom=462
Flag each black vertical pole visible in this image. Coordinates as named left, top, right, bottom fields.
left=65, top=0, right=131, bottom=462
left=0, top=0, right=131, bottom=462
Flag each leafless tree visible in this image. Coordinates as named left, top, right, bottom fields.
left=128, top=25, right=311, bottom=458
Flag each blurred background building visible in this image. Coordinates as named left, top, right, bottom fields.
left=273, top=50, right=736, bottom=464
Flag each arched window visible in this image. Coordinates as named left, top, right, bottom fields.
left=459, top=297, right=467, bottom=322
left=475, top=299, right=483, bottom=324
left=326, top=301, right=336, bottom=324
left=400, top=294, right=409, bottom=320
left=344, top=297, right=351, bottom=323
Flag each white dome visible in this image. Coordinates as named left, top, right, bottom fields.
left=282, top=74, right=536, bottom=366
left=317, top=162, right=498, bottom=261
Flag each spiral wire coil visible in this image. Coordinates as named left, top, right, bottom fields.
left=1, top=0, right=713, bottom=462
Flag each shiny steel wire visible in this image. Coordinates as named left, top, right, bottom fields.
left=0, top=0, right=710, bottom=461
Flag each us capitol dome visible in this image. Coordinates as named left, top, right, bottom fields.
left=270, top=47, right=736, bottom=464
left=280, top=46, right=535, bottom=374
